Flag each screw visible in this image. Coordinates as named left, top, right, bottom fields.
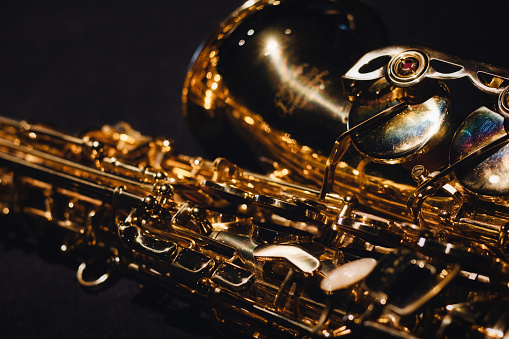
left=387, top=50, right=428, bottom=87
left=394, top=57, right=419, bottom=78
left=411, top=165, right=429, bottom=185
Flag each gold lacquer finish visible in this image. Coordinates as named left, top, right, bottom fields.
left=0, top=112, right=501, bottom=337
left=4, top=1, right=509, bottom=337
left=182, top=1, right=461, bottom=230
left=3, top=76, right=509, bottom=337
left=183, top=0, right=388, bottom=170
left=328, top=46, right=509, bottom=261
left=187, top=33, right=509, bottom=262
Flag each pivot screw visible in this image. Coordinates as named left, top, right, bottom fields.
left=411, top=165, right=429, bottom=185
left=387, top=50, right=429, bottom=87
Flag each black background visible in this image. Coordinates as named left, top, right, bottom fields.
left=1, top=1, right=509, bottom=338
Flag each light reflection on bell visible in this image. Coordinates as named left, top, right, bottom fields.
left=182, top=0, right=388, bottom=171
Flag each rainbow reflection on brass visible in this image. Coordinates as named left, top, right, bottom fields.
left=450, top=107, right=509, bottom=196
left=347, top=79, right=450, bottom=164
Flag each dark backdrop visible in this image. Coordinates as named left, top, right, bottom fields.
left=1, top=1, right=509, bottom=338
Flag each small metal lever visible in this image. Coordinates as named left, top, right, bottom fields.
left=253, top=244, right=320, bottom=274
left=118, top=222, right=177, bottom=259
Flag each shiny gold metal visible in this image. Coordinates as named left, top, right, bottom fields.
left=182, top=0, right=388, bottom=183
left=186, top=43, right=509, bottom=336
left=2, top=111, right=509, bottom=338
left=186, top=40, right=509, bottom=263
left=5, top=13, right=509, bottom=334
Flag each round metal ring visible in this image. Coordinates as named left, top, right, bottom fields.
left=387, top=50, right=429, bottom=87
left=76, top=260, right=113, bottom=288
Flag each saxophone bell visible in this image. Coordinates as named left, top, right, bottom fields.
left=182, top=0, right=389, bottom=170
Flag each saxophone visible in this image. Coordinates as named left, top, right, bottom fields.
left=3, top=45, right=509, bottom=337
left=4, top=2, right=509, bottom=339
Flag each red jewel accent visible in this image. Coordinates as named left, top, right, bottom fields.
left=403, top=61, right=414, bottom=70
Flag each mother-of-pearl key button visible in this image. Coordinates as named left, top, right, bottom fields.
left=320, top=258, right=377, bottom=292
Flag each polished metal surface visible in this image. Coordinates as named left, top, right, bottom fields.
left=343, top=45, right=509, bottom=96
left=386, top=50, right=429, bottom=87
left=253, top=243, right=320, bottom=274
left=3, top=0, right=509, bottom=336
left=450, top=106, right=509, bottom=196
left=175, top=41, right=509, bottom=336
left=348, top=78, right=450, bottom=164
left=315, top=45, right=509, bottom=238
left=320, top=257, right=377, bottom=292
left=2, top=88, right=509, bottom=336
left=183, top=0, right=388, bottom=167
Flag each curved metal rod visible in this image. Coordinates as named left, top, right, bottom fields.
left=408, top=131, right=509, bottom=224
left=319, top=101, right=408, bottom=200
left=76, top=260, right=114, bottom=288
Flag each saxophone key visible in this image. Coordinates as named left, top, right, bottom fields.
left=253, top=193, right=327, bottom=224
left=320, top=257, right=377, bottom=293
left=118, top=222, right=177, bottom=259
left=362, top=249, right=460, bottom=316
left=211, top=231, right=258, bottom=261
left=253, top=244, right=320, bottom=275
left=333, top=211, right=404, bottom=248
left=211, top=262, right=254, bottom=292
left=170, top=248, right=215, bottom=286
left=200, top=179, right=255, bottom=204
left=413, top=236, right=509, bottom=280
